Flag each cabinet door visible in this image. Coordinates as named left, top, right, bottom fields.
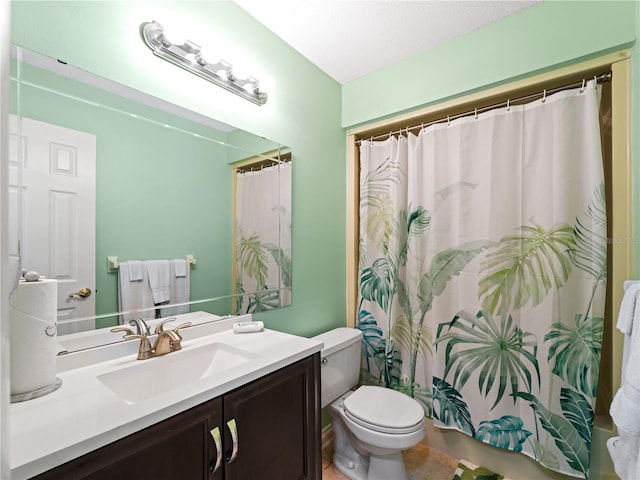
left=32, top=397, right=221, bottom=480
left=222, top=354, right=321, bottom=480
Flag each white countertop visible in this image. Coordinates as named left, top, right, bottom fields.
left=10, top=316, right=323, bottom=479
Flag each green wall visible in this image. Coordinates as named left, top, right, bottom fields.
left=10, top=1, right=346, bottom=337
left=342, top=1, right=636, bottom=128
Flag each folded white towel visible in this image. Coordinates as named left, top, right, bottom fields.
left=160, top=260, right=191, bottom=317
left=611, top=281, right=640, bottom=434
left=617, top=282, right=640, bottom=335
left=118, top=261, right=155, bottom=323
left=127, top=260, right=144, bottom=282
left=174, top=258, right=187, bottom=278
left=611, top=381, right=640, bottom=435
left=607, top=434, right=640, bottom=479
left=145, top=260, right=171, bottom=305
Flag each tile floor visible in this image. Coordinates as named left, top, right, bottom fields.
left=322, top=442, right=459, bottom=480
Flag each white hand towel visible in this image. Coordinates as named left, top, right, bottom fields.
left=160, top=259, right=191, bottom=317
left=118, top=261, right=155, bottom=323
left=611, top=281, right=640, bottom=435
left=146, top=260, right=171, bottom=305
left=127, top=260, right=144, bottom=282
left=174, top=258, right=187, bottom=277
left=617, top=282, right=640, bottom=335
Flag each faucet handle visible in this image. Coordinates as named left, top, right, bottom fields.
left=154, top=317, right=178, bottom=334
left=167, top=323, right=192, bottom=352
left=111, top=326, right=135, bottom=338
left=173, top=322, right=192, bottom=334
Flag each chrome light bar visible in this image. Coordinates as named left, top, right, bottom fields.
left=140, top=21, right=267, bottom=106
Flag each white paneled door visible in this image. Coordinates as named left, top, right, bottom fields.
left=9, top=116, right=96, bottom=334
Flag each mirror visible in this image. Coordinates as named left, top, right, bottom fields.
left=8, top=45, right=292, bottom=352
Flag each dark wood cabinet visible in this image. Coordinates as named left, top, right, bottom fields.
left=33, top=354, right=321, bottom=480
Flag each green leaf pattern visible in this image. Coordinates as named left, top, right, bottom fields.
left=433, top=377, right=475, bottom=436
left=474, top=415, right=531, bottom=452
left=358, top=140, right=606, bottom=479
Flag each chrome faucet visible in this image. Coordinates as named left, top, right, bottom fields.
left=129, top=317, right=151, bottom=336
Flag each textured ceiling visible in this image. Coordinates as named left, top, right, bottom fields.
left=235, top=0, right=542, bottom=84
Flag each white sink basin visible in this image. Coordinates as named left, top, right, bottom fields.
left=97, top=343, right=258, bottom=404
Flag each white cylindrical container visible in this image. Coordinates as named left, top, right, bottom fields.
left=9, top=278, right=58, bottom=397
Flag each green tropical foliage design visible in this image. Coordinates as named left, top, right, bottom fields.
left=357, top=136, right=606, bottom=479
left=474, top=415, right=531, bottom=452
left=246, top=287, right=281, bottom=313
left=517, top=391, right=591, bottom=477
left=264, top=243, right=292, bottom=288
left=568, top=183, right=607, bottom=285
left=432, top=377, right=475, bottom=436
left=238, top=234, right=269, bottom=288
left=544, top=314, right=603, bottom=397
left=435, top=310, right=539, bottom=410
left=478, top=222, right=575, bottom=316
left=235, top=230, right=292, bottom=314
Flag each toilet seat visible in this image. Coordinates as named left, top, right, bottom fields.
left=343, top=386, right=424, bottom=434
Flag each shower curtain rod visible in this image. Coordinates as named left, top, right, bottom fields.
left=356, top=71, right=612, bottom=144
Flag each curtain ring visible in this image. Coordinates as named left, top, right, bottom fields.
left=542, top=89, right=547, bottom=103
left=580, top=79, right=586, bottom=93
left=474, top=108, right=478, bottom=119
left=447, top=115, right=450, bottom=126
left=506, top=99, right=511, bottom=111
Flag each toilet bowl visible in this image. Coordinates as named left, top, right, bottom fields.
left=312, top=328, right=426, bottom=480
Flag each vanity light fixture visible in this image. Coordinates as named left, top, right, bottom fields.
left=140, top=21, right=267, bottom=106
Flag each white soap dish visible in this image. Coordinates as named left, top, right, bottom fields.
left=233, top=321, right=264, bottom=333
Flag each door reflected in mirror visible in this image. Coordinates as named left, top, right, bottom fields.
left=9, top=46, right=292, bottom=351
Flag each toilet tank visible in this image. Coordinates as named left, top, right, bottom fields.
left=312, top=328, right=363, bottom=408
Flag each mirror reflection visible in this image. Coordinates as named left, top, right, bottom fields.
left=9, top=46, right=292, bottom=352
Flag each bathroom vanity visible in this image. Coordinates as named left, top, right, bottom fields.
left=10, top=316, right=322, bottom=480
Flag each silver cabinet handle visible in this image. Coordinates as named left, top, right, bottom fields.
left=226, top=418, right=238, bottom=464
left=209, top=427, right=222, bottom=473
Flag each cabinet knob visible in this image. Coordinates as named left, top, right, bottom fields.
left=209, top=427, right=222, bottom=473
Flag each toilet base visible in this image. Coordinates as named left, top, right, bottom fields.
left=333, top=450, right=408, bottom=480
left=333, top=449, right=369, bottom=480
left=368, top=452, right=408, bottom=480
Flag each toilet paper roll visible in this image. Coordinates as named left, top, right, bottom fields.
left=9, top=279, right=58, bottom=395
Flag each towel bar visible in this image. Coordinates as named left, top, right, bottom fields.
left=107, top=255, right=196, bottom=273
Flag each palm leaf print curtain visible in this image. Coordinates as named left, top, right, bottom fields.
left=235, top=162, right=292, bottom=313
left=357, top=80, right=606, bottom=478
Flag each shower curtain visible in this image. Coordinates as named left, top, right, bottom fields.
left=235, top=162, right=292, bottom=314
left=357, top=81, right=606, bottom=478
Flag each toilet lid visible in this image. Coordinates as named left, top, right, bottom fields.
left=343, top=386, right=424, bottom=434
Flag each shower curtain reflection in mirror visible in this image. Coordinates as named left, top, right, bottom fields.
left=234, top=160, right=292, bottom=314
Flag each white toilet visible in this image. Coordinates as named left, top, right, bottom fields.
left=313, top=328, right=426, bottom=480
